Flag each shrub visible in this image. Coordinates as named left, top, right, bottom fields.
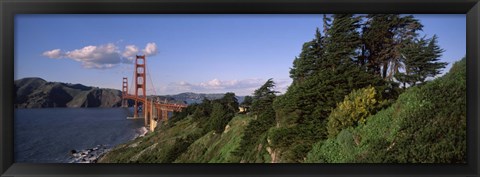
left=327, top=85, right=388, bottom=138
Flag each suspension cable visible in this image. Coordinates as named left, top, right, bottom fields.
left=147, top=66, right=157, bottom=96
left=130, top=66, right=134, bottom=96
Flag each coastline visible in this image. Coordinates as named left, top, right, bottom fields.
left=69, top=126, right=149, bottom=163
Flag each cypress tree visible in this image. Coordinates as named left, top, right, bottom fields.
left=323, top=14, right=362, bottom=69
left=290, top=28, right=324, bottom=84
left=235, top=79, right=277, bottom=162
left=362, top=14, right=423, bottom=80
left=395, top=35, right=447, bottom=87
left=251, top=78, right=277, bottom=115
left=221, top=92, right=239, bottom=113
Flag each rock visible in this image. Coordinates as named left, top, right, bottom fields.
left=128, top=142, right=139, bottom=148
left=68, top=145, right=112, bottom=163
left=224, top=125, right=230, bottom=133
left=70, top=150, right=77, bottom=154
left=73, top=153, right=81, bottom=158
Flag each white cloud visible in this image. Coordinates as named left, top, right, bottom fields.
left=42, top=42, right=158, bottom=69
left=142, top=42, right=158, bottom=56
left=122, top=45, right=139, bottom=61
left=64, top=43, right=121, bottom=69
left=123, top=45, right=139, bottom=57
left=42, top=49, right=63, bottom=59
left=199, top=78, right=223, bottom=89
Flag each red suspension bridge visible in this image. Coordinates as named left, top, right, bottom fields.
left=121, top=55, right=187, bottom=132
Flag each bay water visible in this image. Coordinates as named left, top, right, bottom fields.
left=14, top=108, right=145, bottom=163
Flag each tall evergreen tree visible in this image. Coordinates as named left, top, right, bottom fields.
left=362, top=15, right=423, bottom=80
left=290, top=28, right=324, bottom=84
left=395, top=35, right=447, bottom=87
left=387, top=15, right=423, bottom=80
left=235, top=79, right=278, bottom=162
left=362, top=14, right=395, bottom=76
left=251, top=78, right=278, bottom=115
left=323, top=14, right=362, bottom=69
left=207, top=102, right=231, bottom=133
left=322, top=14, right=332, bottom=36
left=221, top=92, right=239, bottom=113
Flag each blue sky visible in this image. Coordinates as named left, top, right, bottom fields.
left=15, top=14, right=465, bottom=96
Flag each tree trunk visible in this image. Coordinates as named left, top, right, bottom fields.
left=382, top=62, right=389, bottom=79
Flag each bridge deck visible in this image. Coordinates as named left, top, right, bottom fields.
left=123, top=94, right=187, bottom=111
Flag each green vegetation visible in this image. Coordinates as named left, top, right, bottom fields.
left=306, top=58, right=466, bottom=163
left=326, top=85, right=390, bottom=138
left=233, top=79, right=277, bottom=162
left=175, top=115, right=253, bottom=163
left=396, top=35, right=448, bottom=88
left=99, top=14, right=465, bottom=163
left=99, top=116, right=202, bottom=163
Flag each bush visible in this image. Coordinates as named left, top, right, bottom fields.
left=327, top=85, right=388, bottom=138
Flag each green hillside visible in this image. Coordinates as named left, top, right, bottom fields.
left=99, top=14, right=466, bottom=163
left=174, top=115, right=252, bottom=163
left=99, top=57, right=465, bottom=163
left=305, top=58, right=466, bottom=163
left=99, top=115, right=253, bottom=163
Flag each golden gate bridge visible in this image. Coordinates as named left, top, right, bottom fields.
left=121, top=55, right=187, bottom=132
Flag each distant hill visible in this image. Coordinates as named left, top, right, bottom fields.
left=14, top=77, right=246, bottom=108
left=166, top=92, right=245, bottom=104
left=14, top=77, right=122, bottom=108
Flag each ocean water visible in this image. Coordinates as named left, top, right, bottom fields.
left=14, top=108, right=145, bottom=163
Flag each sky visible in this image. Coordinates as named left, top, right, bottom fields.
left=15, top=14, right=466, bottom=96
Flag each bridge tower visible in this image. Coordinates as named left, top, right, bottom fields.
left=121, top=77, right=128, bottom=107
left=134, top=55, right=147, bottom=122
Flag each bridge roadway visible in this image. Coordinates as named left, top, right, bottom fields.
left=123, top=94, right=187, bottom=131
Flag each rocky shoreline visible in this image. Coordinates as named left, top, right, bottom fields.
left=69, top=145, right=110, bottom=163
left=68, top=127, right=149, bottom=163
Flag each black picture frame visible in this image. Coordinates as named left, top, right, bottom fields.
left=1, top=0, right=479, bottom=177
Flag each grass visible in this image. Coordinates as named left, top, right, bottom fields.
left=175, top=114, right=253, bottom=163
left=99, top=114, right=254, bottom=163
